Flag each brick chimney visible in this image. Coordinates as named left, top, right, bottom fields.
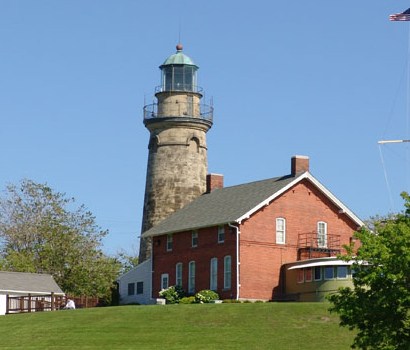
left=291, top=155, right=309, bottom=176
left=206, top=174, right=224, bottom=193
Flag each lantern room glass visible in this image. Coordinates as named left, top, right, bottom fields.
left=161, top=65, right=197, bottom=92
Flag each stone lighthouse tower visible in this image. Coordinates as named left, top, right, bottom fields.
left=139, top=44, right=213, bottom=262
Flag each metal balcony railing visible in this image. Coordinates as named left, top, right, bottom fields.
left=155, top=85, right=203, bottom=94
left=143, top=102, right=213, bottom=122
left=297, top=232, right=341, bottom=260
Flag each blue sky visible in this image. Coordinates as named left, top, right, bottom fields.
left=1, top=1, right=410, bottom=255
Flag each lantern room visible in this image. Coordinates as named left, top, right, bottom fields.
left=159, top=43, right=199, bottom=93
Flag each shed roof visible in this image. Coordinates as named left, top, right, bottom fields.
left=0, top=271, right=64, bottom=295
left=142, top=171, right=363, bottom=238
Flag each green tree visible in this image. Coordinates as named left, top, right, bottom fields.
left=328, top=192, right=410, bottom=350
left=0, top=179, right=120, bottom=302
left=116, top=249, right=139, bottom=275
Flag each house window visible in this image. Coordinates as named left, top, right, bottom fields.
left=317, top=221, right=327, bottom=248
left=161, top=273, right=169, bottom=290
left=218, top=225, right=225, bottom=243
left=176, top=263, right=183, bottom=287
left=224, top=256, right=232, bottom=290
left=276, top=218, right=286, bottom=244
left=188, top=261, right=196, bottom=294
left=324, top=266, right=334, bottom=280
left=166, top=234, right=173, bottom=251
left=128, top=283, right=135, bottom=296
left=136, top=282, right=143, bottom=295
left=210, top=258, right=218, bottom=291
left=314, top=267, right=322, bottom=281
left=305, top=268, right=312, bottom=282
left=192, top=231, right=198, bottom=247
left=337, top=266, right=348, bottom=279
left=297, top=269, right=304, bottom=283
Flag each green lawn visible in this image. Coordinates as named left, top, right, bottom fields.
left=0, top=303, right=353, bottom=349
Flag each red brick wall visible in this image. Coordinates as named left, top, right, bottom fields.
left=152, top=225, right=237, bottom=300
left=238, top=179, right=359, bottom=300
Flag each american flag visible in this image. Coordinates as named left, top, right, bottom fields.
left=390, top=8, right=410, bottom=21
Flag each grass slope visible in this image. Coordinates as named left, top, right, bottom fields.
left=0, top=303, right=353, bottom=349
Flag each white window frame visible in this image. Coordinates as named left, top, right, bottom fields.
left=276, top=218, right=286, bottom=244
left=224, top=256, right=232, bottom=290
left=297, top=269, right=304, bottom=284
left=210, top=258, right=218, bottom=291
left=337, top=266, right=348, bottom=279
left=176, top=263, right=183, bottom=287
left=317, top=221, right=328, bottom=248
left=188, top=261, right=196, bottom=294
left=192, top=230, right=198, bottom=248
left=324, top=266, right=334, bottom=280
left=161, top=273, right=169, bottom=290
left=305, top=267, right=312, bottom=282
left=218, top=225, right=225, bottom=243
left=314, top=266, right=322, bottom=281
left=166, top=234, right=173, bottom=251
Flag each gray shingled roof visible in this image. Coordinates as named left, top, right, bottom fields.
left=142, top=173, right=303, bottom=237
left=0, top=271, right=64, bottom=295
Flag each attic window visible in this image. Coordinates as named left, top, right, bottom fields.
left=166, top=234, right=173, bottom=251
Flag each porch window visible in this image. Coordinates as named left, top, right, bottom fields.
left=297, top=269, right=304, bottom=283
left=305, top=268, right=312, bottom=282
left=324, top=266, right=334, bottom=280
left=276, top=218, right=286, bottom=244
left=314, top=266, right=322, bottom=281
left=337, top=266, right=348, bottom=279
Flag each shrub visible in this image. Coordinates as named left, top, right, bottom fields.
left=195, top=290, right=219, bottom=303
left=179, top=296, right=196, bottom=304
left=159, top=285, right=185, bottom=304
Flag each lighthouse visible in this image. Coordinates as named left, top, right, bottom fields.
left=139, top=44, right=213, bottom=262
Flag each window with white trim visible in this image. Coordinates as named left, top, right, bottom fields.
left=276, top=218, right=286, bottom=244
left=305, top=268, right=312, bottom=282
left=166, top=234, right=173, bottom=251
left=218, top=225, right=225, bottom=243
left=188, top=261, right=196, bottom=294
left=324, top=266, right=334, bottom=280
left=224, top=256, right=232, bottom=290
left=161, top=273, right=169, bottom=290
left=176, top=263, right=183, bottom=287
left=192, top=230, right=198, bottom=247
left=337, top=266, right=348, bottom=279
left=314, top=266, right=322, bottom=281
left=210, top=258, right=218, bottom=291
left=297, top=269, right=304, bottom=283
left=317, top=221, right=328, bottom=248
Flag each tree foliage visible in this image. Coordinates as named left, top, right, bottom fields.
left=0, top=179, right=120, bottom=301
left=328, top=192, right=410, bottom=350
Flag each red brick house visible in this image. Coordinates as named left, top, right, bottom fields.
left=141, top=155, right=364, bottom=301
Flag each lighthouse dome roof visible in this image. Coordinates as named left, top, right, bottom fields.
left=160, top=44, right=198, bottom=68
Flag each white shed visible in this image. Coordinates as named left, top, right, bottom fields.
left=0, top=271, right=65, bottom=315
left=117, top=258, right=153, bottom=305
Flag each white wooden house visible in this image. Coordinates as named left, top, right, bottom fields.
left=0, top=271, right=64, bottom=315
